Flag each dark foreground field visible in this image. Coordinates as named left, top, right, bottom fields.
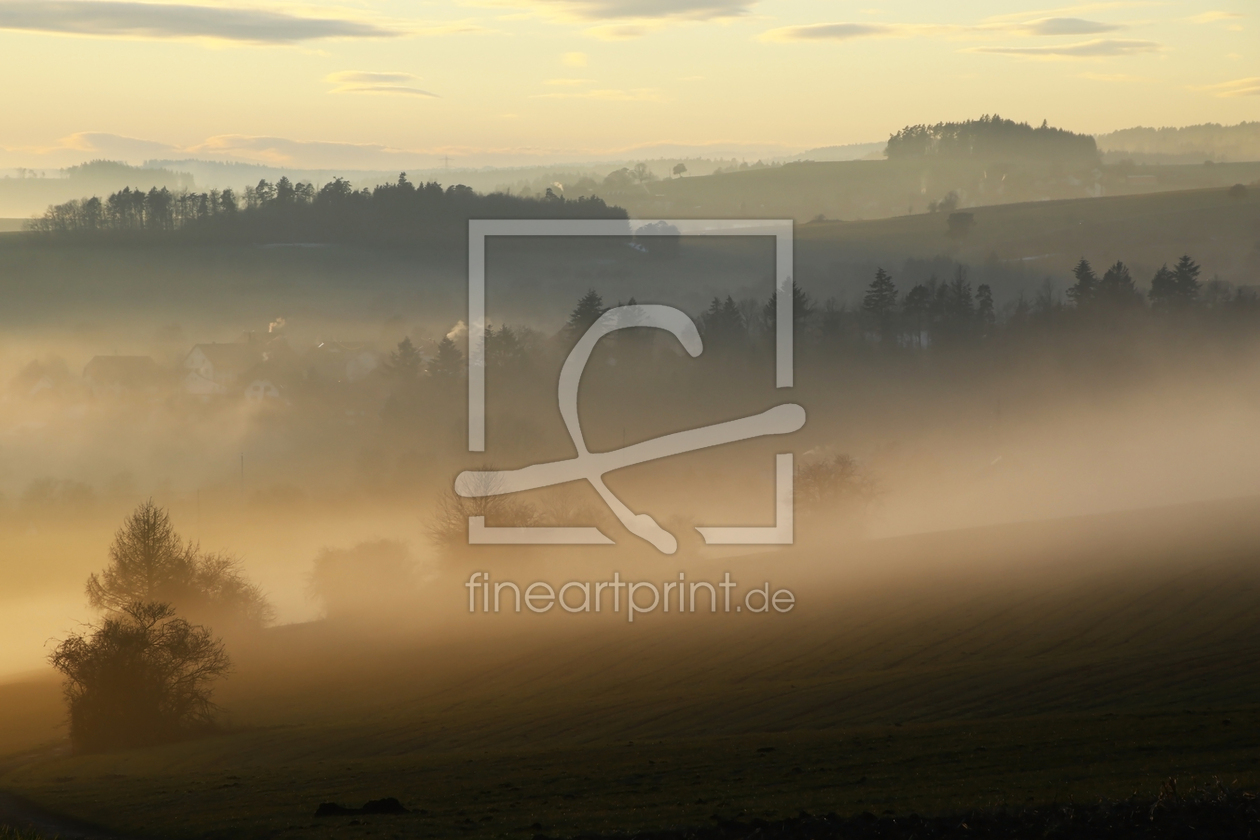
left=2, top=497, right=1260, bottom=839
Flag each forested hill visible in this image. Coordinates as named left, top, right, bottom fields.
left=28, top=173, right=628, bottom=245
left=884, top=115, right=1099, bottom=164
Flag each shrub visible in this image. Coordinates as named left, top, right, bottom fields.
left=794, top=453, right=880, bottom=537
left=307, top=540, right=419, bottom=618
left=49, top=602, right=230, bottom=753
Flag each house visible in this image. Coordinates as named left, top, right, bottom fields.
left=29, top=375, right=56, bottom=396
left=307, top=341, right=380, bottom=382
left=183, top=343, right=261, bottom=395
left=181, top=338, right=291, bottom=396
left=238, top=357, right=293, bottom=403
left=244, top=378, right=283, bottom=402
left=83, top=356, right=163, bottom=397
left=11, top=357, right=72, bottom=399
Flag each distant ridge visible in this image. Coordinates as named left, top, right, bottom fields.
left=1096, top=121, right=1260, bottom=163
left=786, top=142, right=885, bottom=162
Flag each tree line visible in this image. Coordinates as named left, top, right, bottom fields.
left=843, top=253, right=1253, bottom=347
left=394, top=252, right=1247, bottom=376
left=29, top=172, right=627, bottom=244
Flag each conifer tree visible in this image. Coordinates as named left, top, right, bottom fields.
left=566, top=289, right=607, bottom=338
left=429, top=336, right=464, bottom=379
left=1066, top=258, right=1098, bottom=308
left=1098, top=261, right=1141, bottom=308
left=976, top=284, right=996, bottom=327
left=1172, top=254, right=1202, bottom=303
left=863, top=269, right=899, bottom=321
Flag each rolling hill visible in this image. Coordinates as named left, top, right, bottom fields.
left=788, top=184, right=1260, bottom=306
left=611, top=159, right=1260, bottom=225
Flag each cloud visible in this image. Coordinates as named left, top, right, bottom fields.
left=1189, top=11, right=1243, bottom=23
left=585, top=21, right=659, bottom=38
left=328, top=71, right=416, bottom=86
left=544, top=78, right=594, bottom=85
left=760, top=22, right=900, bottom=42
left=980, top=3, right=1154, bottom=24
left=562, top=51, right=588, bottom=66
left=1078, top=71, right=1147, bottom=81
left=1193, top=77, right=1260, bottom=97
left=967, top=38, right=1161, bottom=57
left=0, top=1, right=401, bottom=44
left=49, top=131, right=181, bottom=159
left=501, top=0, right=753, bottom=22
left=326, top=70, right=439, bottom=98
left=760, top=16, right=1125, bottom=43
left=530, top=87, right=660, bottom=100
left=331, top=85, right=440, bottom=97
left=480, top=0, right=749, bottom=36
left=1017, top=17, right=1124, bottom=35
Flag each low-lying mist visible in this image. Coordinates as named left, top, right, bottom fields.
left=1, top=235, right=1259, bottom=685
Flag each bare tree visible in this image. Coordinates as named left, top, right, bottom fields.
left=429, top=472, right=539, bottom=553
left=87, top=500, right=273, bottom=629
left=49, top=602, right=230, bottom=753
left=86, top=500, right=191, bottom=611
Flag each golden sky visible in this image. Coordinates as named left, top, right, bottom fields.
left=0, top=0, right=1254, bottom=168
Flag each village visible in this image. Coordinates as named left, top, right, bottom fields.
left=8, top=328, right=444, bottom=408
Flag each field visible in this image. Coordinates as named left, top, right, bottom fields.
left=2, top=496, right=1259, bottom=839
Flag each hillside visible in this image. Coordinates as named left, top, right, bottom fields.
left=612, top=159, right=1260, bottom=224
left=1, top=184, right=1256, bottom=341
left=1099, top=122, right=1260, bottom=164
left=3, top=497, right=1260, bottom=838
left=791, top=184, right=1260, bottom=306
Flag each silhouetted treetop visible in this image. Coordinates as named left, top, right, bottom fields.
left=762, top=281, right=816, bottom=336
left=429, top=336, right=464, bottom=380
left=1097, top=260, right=1142, bottom=309
left=701, top=295, right=747, bottom=352
left=1067, top=258, right=1100, bottom=308
left=862, top=269, right=899, bottom=323
left=566, top=289, right=608, bottom=338
left=384, top=337, right=423, bottom=382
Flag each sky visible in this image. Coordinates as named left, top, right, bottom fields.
left=0, top=0, right=1255, bottom=169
